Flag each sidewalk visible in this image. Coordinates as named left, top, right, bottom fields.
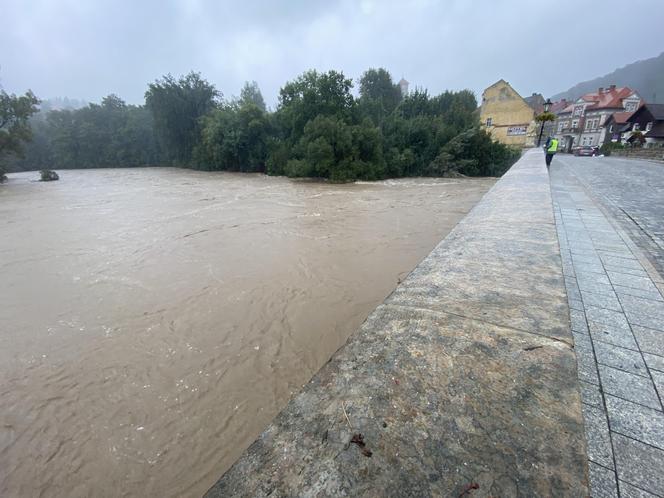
left=550, top=164, right=664, bottom=497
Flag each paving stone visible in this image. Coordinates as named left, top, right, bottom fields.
left=588, top=461, right=619, bottom=498
left=569, top=298, right=584, bottom=311
left=581, top=290, right=622, bottom=312
left=643, top=353, right=664, bottom=373
left=605, top=395, right=664, bottom=449
left=623, top=311, right=664, bottom=332
left=618, top=481, right=659, bottom=498
left=572, top=253, right=603, bottom=264
left=577, top=271, right=612, bottom=286
left=607, top=271, right=661, bottom=292
left=576, top=341, right=600, bottom=385
left=579, top=380, right=603, bottom=408
left=598, top=365, right=661, bottom=410
left=582, top=403, right=614, bottom=469
left=597, top=247, right=636, bottom=258
left=632, top=325, right=664, bottom=357
left=567, top=285, right=582, bottom=301
left=600, top=255, right=642, bottom=269
left=652, top=371, right=664, bottom=400
left=614, top=284, right=664, bottom=302
left=618, top=294, right=664, bottom=331
left=577, top=279, right=618, bottom=295
left=573, top=330, right=592, bottom=347
left=589, top=321, right=638, bottom=350
left=603, top=264, right=649, bottom=278
left=585, top=306, right=631, bottom=330
left=594, top=341, right=648, bottom=377
left=570, top=308, right=589, bottom=333
left=614, top=434, right=664, bottom=496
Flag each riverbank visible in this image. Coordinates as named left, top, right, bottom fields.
left=206, top=148, right=588, bottom=496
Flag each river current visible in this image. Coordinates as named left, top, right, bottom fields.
left=0, top=168, right=494, bottom=497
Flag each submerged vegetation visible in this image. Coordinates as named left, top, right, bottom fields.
left=5, top=69, right=520, bottom=181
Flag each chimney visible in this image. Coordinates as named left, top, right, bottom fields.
left=610, top=84, right=616, bottom=91
left=598, top=87, right=604, bottom=94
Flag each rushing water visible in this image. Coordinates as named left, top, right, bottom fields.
left=0, top=168, right=494, bottom=497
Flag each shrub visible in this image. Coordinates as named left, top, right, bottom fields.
left=39, top=169, right=59, bottom=181
left=599, top=142, right=624, bottom=156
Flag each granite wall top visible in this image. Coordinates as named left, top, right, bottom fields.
left=205, top=149, right=588, bottom=497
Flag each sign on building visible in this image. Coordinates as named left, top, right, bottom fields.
left=507, top=126, right=527, bottom=136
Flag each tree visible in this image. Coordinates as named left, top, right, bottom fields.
left=195, top=101, right=271, bottom=172
left=145, top=72, right=220, bottom=164
left=358, top=68, right=402, bottom=125
left=240, top=81, right=266, bottom=112
left=276, top=70, right=355, bottom=143
left=0, top=88, right=40, bottom=180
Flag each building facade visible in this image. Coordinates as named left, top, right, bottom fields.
left=479, top=80, right=538, bottom=147
left=628, top=103, right=664, bottom=146
left=553, top=85, right=641, bottom=151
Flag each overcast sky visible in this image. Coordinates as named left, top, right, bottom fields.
left=2, top=0, right=664, bottom=107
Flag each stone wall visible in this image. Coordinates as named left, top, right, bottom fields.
left=612, top=148, right=664, bottom=162
left=205, top=149, right=588, bottom=497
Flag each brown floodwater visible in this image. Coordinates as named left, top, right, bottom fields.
left=0, top=168, right=494, bottom=497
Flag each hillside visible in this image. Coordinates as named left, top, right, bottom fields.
left=551, top=52, right=664, bottom=103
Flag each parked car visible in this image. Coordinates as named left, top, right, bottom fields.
left=574, top=145, right=599, bottom=157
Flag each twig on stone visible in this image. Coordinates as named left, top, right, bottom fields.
left=342, top=402, right=353, bottom=431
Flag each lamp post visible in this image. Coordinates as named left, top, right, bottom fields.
left=537, top=98, right=553, bottom=147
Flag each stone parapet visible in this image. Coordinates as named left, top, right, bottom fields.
left=205, top=149, right=588, bottom=497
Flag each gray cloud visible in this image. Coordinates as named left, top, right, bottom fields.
left=2, top=0, right=663, bottom=106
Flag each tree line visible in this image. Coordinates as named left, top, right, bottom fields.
left=2, top=69, right=520, bottom=182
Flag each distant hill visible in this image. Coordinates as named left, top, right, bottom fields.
left=551, top=52, right=664, bottom=104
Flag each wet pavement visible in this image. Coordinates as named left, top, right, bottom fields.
left=551, top=155, right=664, bottom=498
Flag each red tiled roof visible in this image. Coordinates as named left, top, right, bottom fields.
left=581, top=87, right=638, bottom=110
left=610, top=111, right=635, bottom=124
left=550, top=100, right=570, bottom=114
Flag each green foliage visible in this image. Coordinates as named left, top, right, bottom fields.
left=0, top=88, right=40, bottom=180
left=39, top=169, right=59, bottom=181
left=239, top=81, right=266, bottom=112
left=358, top=68, right=402, bottom=126
left=599, top=142, right=624, bottom=156
left=194, top=101, right=271, bottom=172
left=8, top=96, right=159, bottom=171
left=10, top=67, right=521, bottom=181
left=276, top=70, right=355, bottom=144
left=285, top=116, right=385, bottom=182
left=145, top=72, right=220, bottom=164
left=535, top=112, right=556, bottom=123
left=629, top=130, right=645, bottom=146
left=428, top=128, right=521, bottom=177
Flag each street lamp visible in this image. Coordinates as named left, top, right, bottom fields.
left=537, top=98, right=553, bottom=147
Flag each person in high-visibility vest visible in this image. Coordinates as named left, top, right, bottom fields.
left=544, top=136, right=558, bottom=167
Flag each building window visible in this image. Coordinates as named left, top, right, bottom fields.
left=625, top=102, right=637, bottom=112
left=609, top=124, right=614, bottom=132
left=486, top=117, right=492, bottom=127
left=585, top=120, right=593, bottom=130
left=646, top=122, right=653, bottom=132
left=634, top=123, right=640, bottom=131
left=573, top=106, right=583, bottom=117
left=572, top=119, right=579, bottom=129
left=558, top=121, right=564, bottom=132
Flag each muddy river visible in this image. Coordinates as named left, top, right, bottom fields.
left=0, top=168, right=494, bottom=497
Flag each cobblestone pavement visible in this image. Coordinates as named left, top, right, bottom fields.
left=550, top=159, right=664, bottom=498
left=555, top=154, right=664, bottom=280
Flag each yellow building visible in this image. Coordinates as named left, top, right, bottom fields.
left=479, top=80, right=538, bottom=147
